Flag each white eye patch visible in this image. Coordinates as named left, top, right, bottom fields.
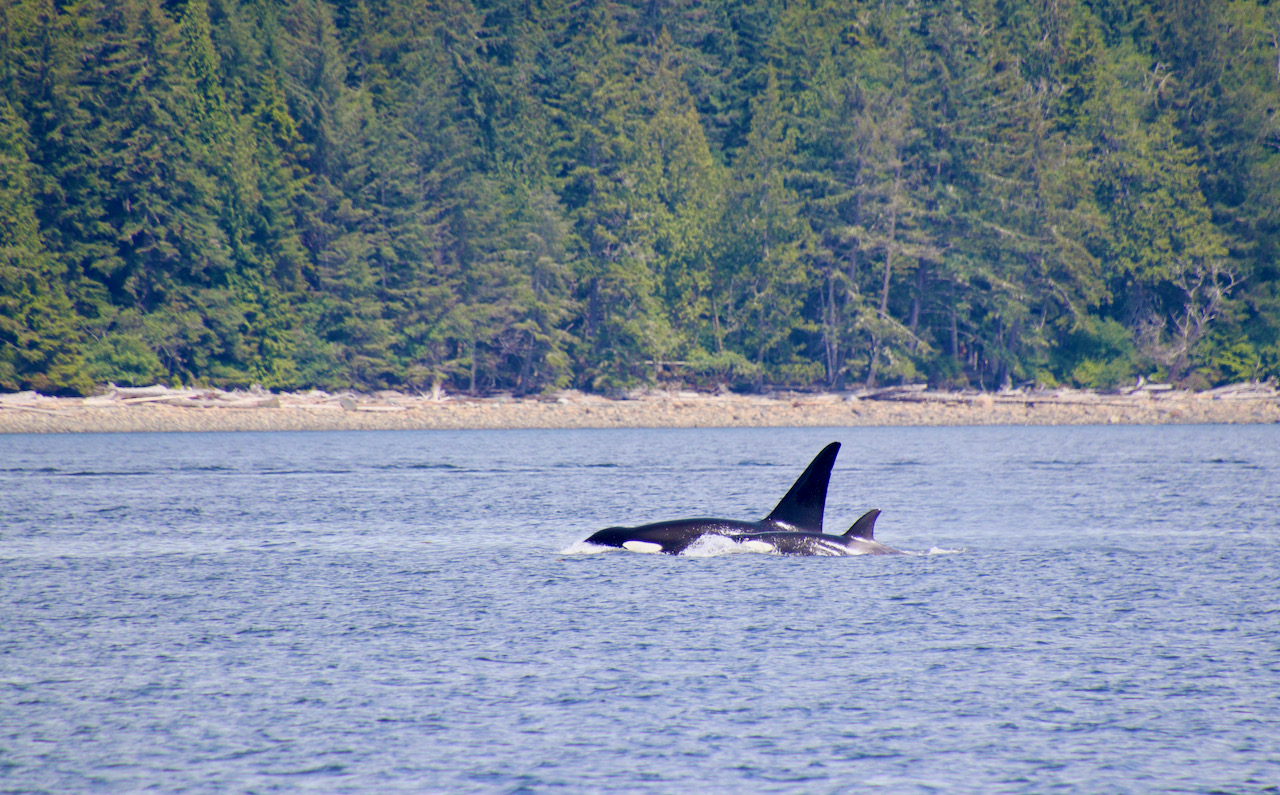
left=622, top=540, right=664, bottom=554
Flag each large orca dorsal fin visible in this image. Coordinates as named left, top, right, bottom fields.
left=762, top=442, right=840, bottom=532
left=844, top=508, right=881, bottom=540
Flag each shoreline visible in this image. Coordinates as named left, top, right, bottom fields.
left=2, top=384, right=1279, bottom=433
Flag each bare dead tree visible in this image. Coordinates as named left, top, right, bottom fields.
left=1138, top=256, right=1238, bottom=380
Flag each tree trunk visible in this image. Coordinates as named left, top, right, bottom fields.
left=949, top=288, right=960, bottom=361
left=469, top=339, right=478, bottom=394
left=865, top=335, right=879, bottom=388
left=879, top=157, right=902, bottom=317
left=823, top=271, right=839, bottom=385
left=909, top=266, right=925, bottom=332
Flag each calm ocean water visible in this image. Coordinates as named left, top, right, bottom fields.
left=2, top=425, right=1279, bottom=794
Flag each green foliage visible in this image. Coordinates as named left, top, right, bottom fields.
left=1, top=0, right=1279, bottom=395
left=81, top=314, right=166, bottom=387
left=927, top=354, right=968, bottom=391
left=683, top=349, right=763, bottom=388
left=1054, top=316, right=1139, bottom=390
left=1192, top=329, right=1264, bottom=384
left=1257, top=344, right=1280, bottom=382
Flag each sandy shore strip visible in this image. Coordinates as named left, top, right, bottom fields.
left=1, top=382, right=1278, bottom=433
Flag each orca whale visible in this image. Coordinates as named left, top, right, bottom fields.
left=734, top=508, right=903, bottom=556
left=583, top=442, right=842, bottom=554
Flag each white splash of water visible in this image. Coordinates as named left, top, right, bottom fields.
left=679, top=534, right=760, bottom=557
left=557, top=537, right=964, bottom=557
left=558, top=540, right=614, bottom=555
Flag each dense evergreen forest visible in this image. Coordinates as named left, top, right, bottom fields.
left=2, top=0, right=1279, bottom=396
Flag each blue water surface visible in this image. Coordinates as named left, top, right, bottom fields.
left=2, top=425, right=1279, bottom=793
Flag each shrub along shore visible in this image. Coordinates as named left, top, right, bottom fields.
left=1, top=383, right=1278, bottom=434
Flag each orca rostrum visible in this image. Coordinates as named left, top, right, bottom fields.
left=733, top=508, right=903, bottom=556
left=583, top=442, right=842, bottom=554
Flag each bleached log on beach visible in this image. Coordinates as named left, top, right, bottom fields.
left=108, top=384, right=176, bottom=399
left=153, top=396, right=283, bottom=408
left=1200, top=380, right=1274, bottom=396
left=1215, top=391, right=1279, bottom=401
left=883, top=391, right=978, bottom=404
left=217, top=397, right=281, bottom=408
left=120, top=392, right=203, bottom=404
left=0, top=403, right=59, bottom=414
left=856, top=384, right=930, bottom=400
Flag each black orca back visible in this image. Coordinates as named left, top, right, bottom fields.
left=762, top=442, right=840, bottom=533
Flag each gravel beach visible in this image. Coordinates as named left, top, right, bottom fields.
left=2, top=386, right=1279, bottom=433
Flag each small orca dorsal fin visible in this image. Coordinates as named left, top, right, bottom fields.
left=844, top=508, right=881, bottom=540
left=762, top=442, right=840, bottom=532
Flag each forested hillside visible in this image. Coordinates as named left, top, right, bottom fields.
left=2, top=0, right=1278, bottom=396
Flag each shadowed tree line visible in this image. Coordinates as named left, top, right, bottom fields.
left=2, top=0, right=1279, bottom=396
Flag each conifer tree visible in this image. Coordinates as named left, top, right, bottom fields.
left=718, top=69, right=813, bottom=385
left=0, top=97, right=89, bottom=393
left=550, top=7, right=678, bottom=389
